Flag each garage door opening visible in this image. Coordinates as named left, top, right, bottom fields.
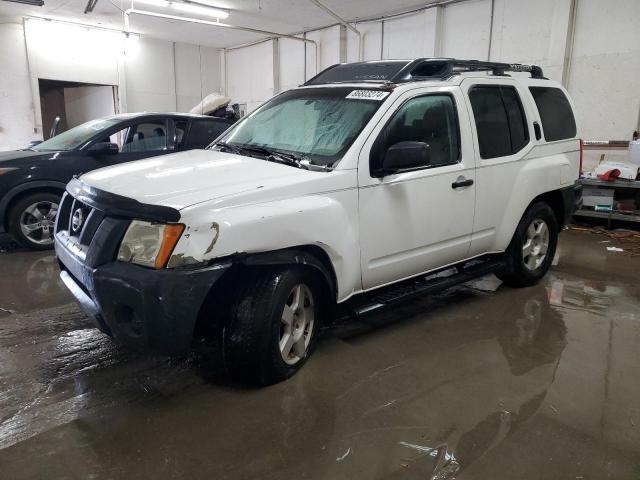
left=38, top=79, right=118, bottom=139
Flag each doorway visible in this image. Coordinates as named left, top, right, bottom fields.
left=38, top=79, right=118, bottom=139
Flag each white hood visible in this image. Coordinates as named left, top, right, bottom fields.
left=80, top=149, right=329, bottom=210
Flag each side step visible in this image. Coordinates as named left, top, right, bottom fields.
left=345, top=258, right=505, bottom=319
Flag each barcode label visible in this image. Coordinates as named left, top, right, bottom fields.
left=345, top=90, right=390, bottom=101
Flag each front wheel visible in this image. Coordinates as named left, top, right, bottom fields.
left=8, top=192, right=60, bottom=250
left=496, top=202, right=558, bottom=287
left=222, top=267, right=325, bottom=384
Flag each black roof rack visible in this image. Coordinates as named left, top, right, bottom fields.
left=303, top=58, right=546, bottom=86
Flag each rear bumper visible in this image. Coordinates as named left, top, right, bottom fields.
left=561, top=182, right=582, bottom=227
left=56, top=236, right=231, bottom=355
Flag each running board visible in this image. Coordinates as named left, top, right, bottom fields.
left=346, top=258, right=505, bottom=319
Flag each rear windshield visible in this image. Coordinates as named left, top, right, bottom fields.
left=529, top=87, right=577, bottom=141
left=218, top=87, right=388, bottom=166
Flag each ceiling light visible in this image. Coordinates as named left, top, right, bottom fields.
left=3, top=0, right=44, bottom=5
left=132, top=0, right=228, bottom=18
left=188, top=0, right=224, bottom=8
left=171, top=2, right=228, bottom=18
left=133, top=0, right=167, bottom=6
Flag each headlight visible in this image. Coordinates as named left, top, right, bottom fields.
left=117, top=220, right=184, bottom=269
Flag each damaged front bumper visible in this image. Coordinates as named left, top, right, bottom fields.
left=56, top=236, right=230, bottom=355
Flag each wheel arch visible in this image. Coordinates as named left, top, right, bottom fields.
left=193, top=245, right=339, bottom=341
left=530, top=189, right=565, bottom=229
left=1, top=181, right=67, bottom=231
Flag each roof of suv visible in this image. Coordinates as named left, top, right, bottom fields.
left=304, top=58, right=546, bottom=87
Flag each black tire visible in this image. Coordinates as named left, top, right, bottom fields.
left=8, top=192, right=61, bottom=251
left=222, top=267, right=326, bottom=385
left=496, top=202, right=558, bottom=287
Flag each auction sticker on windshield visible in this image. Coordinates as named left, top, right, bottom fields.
left=346, top=90, right=390, bottom=101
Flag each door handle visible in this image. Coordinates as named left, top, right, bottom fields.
left=452, top=178, right=474, bottom=189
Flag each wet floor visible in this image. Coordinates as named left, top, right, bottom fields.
left=0, top=230, right=639, bottom=479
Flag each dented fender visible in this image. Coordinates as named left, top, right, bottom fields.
left=168, top=184, right=360, bottom=302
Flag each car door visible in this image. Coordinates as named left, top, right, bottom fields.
left=89, top=119, right=175, bottom=165
left=460, top=79, right=535, bottom=257
left=358, top=87, right=477, bottom=290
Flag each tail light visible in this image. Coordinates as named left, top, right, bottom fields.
left=579, top=138, right=583, bottom=177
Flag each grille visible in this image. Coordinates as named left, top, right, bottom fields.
left=55, top=192, right=104, bottom=247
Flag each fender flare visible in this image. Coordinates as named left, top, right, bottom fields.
left=0, top=180, right=67, bottom=231
left=235, top=247, right=338, bottom=302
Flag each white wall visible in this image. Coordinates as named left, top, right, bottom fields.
left=441, top=0, right=491, bottom=60
left=0, top=23, right=36, bottom=150
left=224, top=0, right=640, bottom=141
left=226, top=40, right=274, bottom=113
left=279, top=38, right=305, bottom=92
left=568, top=0, right=640, bottom=141
left=383, top=10, right=437, bottom=59
left=0, top=19, right=222, bottom=151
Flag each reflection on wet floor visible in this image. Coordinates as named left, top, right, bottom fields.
left=0, top=230, right=639, bottom=479
left=0, top=239, right=71, bottom=314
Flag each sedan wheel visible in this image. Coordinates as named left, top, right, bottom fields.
left=19, top=201, right=59, bottom=246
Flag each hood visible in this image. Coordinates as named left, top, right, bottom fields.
left=80, top=149, right=333, bottom=210
left=0, top=150, right=59, bottom=165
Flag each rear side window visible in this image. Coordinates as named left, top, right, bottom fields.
left=184, top=119, right=231, bottom=150
left=529, top=87, right=577, bottom=141
left=469, top=86, right=529, bottom=159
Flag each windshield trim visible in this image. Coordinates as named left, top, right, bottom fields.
left=212, top=87, right=390, bottom=168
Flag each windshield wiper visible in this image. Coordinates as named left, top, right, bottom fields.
left=216, top=142, right=306, bottom=169
left=213, top=141, right=243, bottom=155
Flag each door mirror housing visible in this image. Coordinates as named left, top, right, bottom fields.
left=376, top=141, right=431, bottom=176
left=88, top=142, right=119, bottom=156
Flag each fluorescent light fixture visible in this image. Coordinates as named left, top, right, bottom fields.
left=133, top=0, right=228, bottom=18
left=134, top=0, right=167, bottom=6
left=4, top=0, right=44, bottom=5
left=172, top=2, right=228, bottom=18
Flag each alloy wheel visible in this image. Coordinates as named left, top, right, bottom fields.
left=19, top=201, right=59, bottom=246
left=279, top=284, right=315, bottom=365
left=522, top=218, right=549, bottom=271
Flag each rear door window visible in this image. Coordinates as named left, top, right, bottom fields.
left=529, top=87, right=577, bottom=141
left=184, top=119, right=231, bottom=150
left=469, top=86, right=529, bottom=159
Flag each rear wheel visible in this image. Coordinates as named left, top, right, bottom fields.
left=8, top=192, right=60, bottom=250
left=496, top=202, right=558, bottom=287
left=222, top=267, right=325, bottom=384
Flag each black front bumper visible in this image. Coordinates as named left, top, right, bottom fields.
left=56, top=234, right=230, bottom=355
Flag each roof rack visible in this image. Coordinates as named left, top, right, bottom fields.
left=303, top=58, right=546, bottom=86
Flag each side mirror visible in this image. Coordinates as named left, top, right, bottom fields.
left=88, top=142, right=119, bottom=156
left=378, top=141, right=431, bottom=176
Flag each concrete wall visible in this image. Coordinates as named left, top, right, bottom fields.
left=0, top=19, right=221, bottom=151
left=225, top=0, right=640, bottom=140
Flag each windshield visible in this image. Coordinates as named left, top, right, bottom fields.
left=32, top=118, right=120, bottom=151
left=217, top=87, right=388, bottom=166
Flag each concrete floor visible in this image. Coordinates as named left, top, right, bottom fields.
left=0, top=230, right=639, bottom=479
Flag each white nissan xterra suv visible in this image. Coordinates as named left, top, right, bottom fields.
left=55, top=58, right=581, bottom=384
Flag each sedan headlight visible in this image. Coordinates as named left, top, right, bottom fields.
left=117, top=220, right=184, bottom=269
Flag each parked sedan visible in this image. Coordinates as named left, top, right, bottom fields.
left=0, top=113, right=235, bottom=249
